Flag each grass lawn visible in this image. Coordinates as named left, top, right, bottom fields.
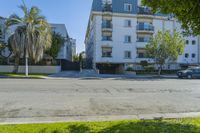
left=1, top=118, right=200, bottom=133
left=0, top=73, right=48, bottom=78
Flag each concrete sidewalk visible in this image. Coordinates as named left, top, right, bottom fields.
left=1, top=112, right=200, bottom=125
left=48, top=71, right=178, bottom=79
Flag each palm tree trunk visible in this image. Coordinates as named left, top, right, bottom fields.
left=158, top=65, right=162, bottom=77
left=13, top=56, right=20, bottom=74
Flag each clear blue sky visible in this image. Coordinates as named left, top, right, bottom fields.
left=0, top=0, right=92, bottom=53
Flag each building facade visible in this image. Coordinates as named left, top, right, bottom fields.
left=51, top=24, right=76, bottom=61
left=85, top=0, right=200, bottom=74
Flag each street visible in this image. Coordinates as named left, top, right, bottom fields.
left=0, top=78, right=200, bottom=123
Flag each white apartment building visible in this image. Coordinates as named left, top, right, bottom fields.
left=51, top=24, right=76, bottom=61
left=85, top=0, right=200, bottom=74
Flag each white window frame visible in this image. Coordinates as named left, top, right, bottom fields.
left=124, top=35, right=131, bottom=43
left=124, top=3, right=132, bottom=12
left=124, top=51, right=131, bottom=59
left=124, top=20, right=131, bottom=27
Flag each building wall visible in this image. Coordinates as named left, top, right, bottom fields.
left=50, top=24, right=76, bottom=61
left=86, top=0, right=200, bottom=71
left=86, top=14, right=200, bottom=71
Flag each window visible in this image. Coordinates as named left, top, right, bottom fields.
left=124, top=4, right=132, bottom=12
left=102, top=47, right=112, bottom=57
left=186, top=40, right=189, bottom=45
left=185, top=53, right=189, bottom=58
left=192, top=53, right=196, bottom=58
left=102, top=35, right=112, bottom=41
left=124, top=51, right=131, bottom=59
left=125, top=20, right=131, bottom=27
left=192, top=40, right=196, bottom=45
left=138, top=53, right=144, bottom=58
left=125, top=35, right=131, bottom=43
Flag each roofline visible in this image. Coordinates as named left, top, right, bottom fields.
left=84, top=11, right=174, bottom=44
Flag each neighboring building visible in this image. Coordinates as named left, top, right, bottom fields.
left=0, top=19, right=76, bottom=61
left=85, top=0, right=200, bottom=74
left=50, top=24, right=76, bottom=61
left=70, top=38, right=76, bottom=58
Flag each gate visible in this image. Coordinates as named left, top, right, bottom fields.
left=61, top=59, right=80, bottom=71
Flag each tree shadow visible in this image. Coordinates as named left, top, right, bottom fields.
left=37, top=120, right=200, bottom=133
left=100, top=120, right=200, bottom=133
left=67, top=124, right=91, bottom=133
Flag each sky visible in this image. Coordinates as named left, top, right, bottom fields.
left=0, top=0, right=92, bottom=53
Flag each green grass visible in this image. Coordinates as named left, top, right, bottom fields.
left=1, top=118, right=200, bottom=133
left=0, top=73, right=48, bottom=78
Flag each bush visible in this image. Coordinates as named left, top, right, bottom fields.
left=126, top=67, right=134, bottom=71
left=0, top=57, right=8, bottom=65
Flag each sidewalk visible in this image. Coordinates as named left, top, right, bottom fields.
left=48, top=71, right=178, bottom=80
left=1, top=112, right=200, bottom=125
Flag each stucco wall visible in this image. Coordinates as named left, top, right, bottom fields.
left=0, top=66, right=61, bottom=74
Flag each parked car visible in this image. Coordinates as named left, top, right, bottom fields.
left=177, top=68, right=200, bottom=79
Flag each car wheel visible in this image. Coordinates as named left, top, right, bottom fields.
left=187, top=75, right=192, bottom=79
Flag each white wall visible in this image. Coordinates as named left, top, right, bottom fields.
left=95, top=15, right=137, bottom=63
left=0, top=66, right=61, bottom=74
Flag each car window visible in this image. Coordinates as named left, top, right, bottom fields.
left=192, top=69, right=199, bottom=73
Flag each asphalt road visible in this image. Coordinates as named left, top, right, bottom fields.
left=0, top=78, right=200, bottom=122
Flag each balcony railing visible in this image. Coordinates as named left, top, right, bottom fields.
left=102, top=4, right=112, bottom=12
left=102, top=23, right=112, bottom=29
left=138, top=7, right=153, bottom=15
left=137, top=24, right=154, bottom=32
left=137, top=38, right=150, bottom=42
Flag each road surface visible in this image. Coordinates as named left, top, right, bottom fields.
left=0, top=78, right=200, bottom=123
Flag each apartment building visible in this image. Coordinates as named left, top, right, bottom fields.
left=51, top=24, right=76, bottom=61
left=85, top=0, right=200, bottom=74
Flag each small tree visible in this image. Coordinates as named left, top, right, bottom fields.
left=73, top=54, right=79, bottom=62
left=46, top=32, right=64, bottom=59
left=140, top=60, right=148, bottom=69
left=146, top=30, right=185, bottom=76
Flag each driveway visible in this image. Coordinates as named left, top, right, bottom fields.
left=0, top=78, right=200, bottom=123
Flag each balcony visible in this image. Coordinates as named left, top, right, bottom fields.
left=136, top=42, right=148, bottom=48
left=136, top=58, right=155, bottom=64
left=102, top=36, right=112, bottom=41
left=138, top=7, right=153, bottom=15
left=136, top=24, right=154, bottom=34
left=102, top=23, right=113, bottom=32
left=102, top=4, right=112, bottom=12
left=102, top=4, right=112, bottom=16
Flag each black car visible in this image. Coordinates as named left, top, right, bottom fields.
left=177, top=68, right=200, bottom=79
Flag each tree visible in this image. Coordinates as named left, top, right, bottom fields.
left=140, top=60, right=148, bottom=68
left=73, top=54, right=80, bottom=62
left=146, top=31, right=185, bottom=76
left=6, top=2, right=52, bottom=74
left=46, top=32, right=64, bottom=59
left=142, top=0, right=200, bottom=35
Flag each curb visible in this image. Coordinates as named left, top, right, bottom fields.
left=0, top=76, right=46, bottom=79
left=1, top=112, right=200, bottom=125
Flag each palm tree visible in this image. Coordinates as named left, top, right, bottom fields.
left=6, top=2, right=52, bottom=75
